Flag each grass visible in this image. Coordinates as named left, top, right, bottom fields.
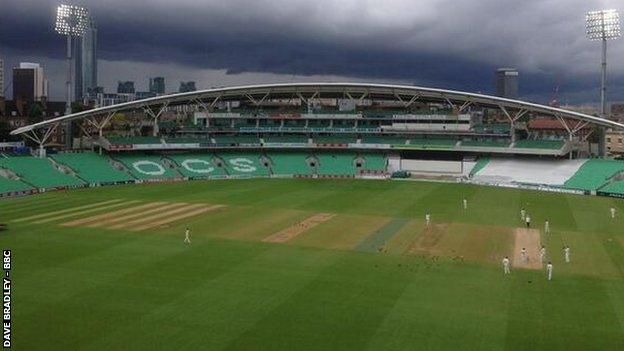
left=2, top=178, right=624, bottom=350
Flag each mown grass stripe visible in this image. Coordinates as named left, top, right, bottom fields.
left=33, top=200, right=141, bottom=224
left=61, top=202, right=168, bottom=227
left=602, top=236, right=624, bottom=278
left=355, top=218, right=409, bottom=253
left=12, top=199, right=124, bottom=222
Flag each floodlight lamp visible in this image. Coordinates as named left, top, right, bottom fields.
left=586, top=9, right=621, bottom=40
left=55, top=4, right=89, bottom=36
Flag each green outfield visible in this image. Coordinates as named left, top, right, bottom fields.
left=3, top=179, right=624, bottom=350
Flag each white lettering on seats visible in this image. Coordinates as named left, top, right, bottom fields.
left=229, top=158, right=256, bottom=172
left=132, top=160, right=166, bottom=175
left=181, top=159, right=215, bottom=174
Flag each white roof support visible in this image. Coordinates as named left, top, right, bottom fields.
left=459, top=100, right=473, bottom=113
left=143, top=102, right=169, bottom=137
left=10, top=83, right=624, bottom=136
left=22, top=123, right=60, bottom=157
left=404, top=94, right=421, bottom=108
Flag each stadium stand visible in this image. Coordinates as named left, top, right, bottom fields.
left=316, top=153, right=357, bottom=176
left=314, top=135, right=357, bottom=144
left=470, top=158, right=490, bottom=176
left=462, top=140, right=510, bottom=148
left=473, top=158, right=586, bottom=186
left=213, top=135, right=260, bottom=145
left=108, top=136, right=162, bottom=145
left=362, top=136, right=409, bottom=145
left=167, top=154, right=227, bottom=178
left=263, top=135, right=310, bottom=144
left=408, top=138, right=456, bottom=148
left=113, top=154, right=180, bottom=180
left=0, top=176, right=33, bottom=194
left=601, top=180, right=624, bottom=195
left=0, top=156, right=84, bottom=188
left=359, top=154, right=387, bottom=171
left=164, top=136, right=209, bottom=144
left=564, top=159, right=624, bottom=191
left=472, top=123, right=510, bottom=134
left=514, top=140, right=564, bottom=149
left=266, top=152, right=314, bottom=175
left=217, top=152, right=270, bottom=176
left=52, top=152, right=133, bottom=184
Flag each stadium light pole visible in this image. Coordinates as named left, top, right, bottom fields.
left=586, top=9, right=621, bottom=156
left=55, top=4, right=89, bottom=146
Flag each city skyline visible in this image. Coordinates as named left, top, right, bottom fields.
left=0, top=0, right=622, bottom=104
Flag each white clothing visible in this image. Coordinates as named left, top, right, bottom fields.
left=546, top=263, right=553, bottom=280
left=540, top=248, right=546, bottom=263
left=564, top=247, right=570, bottom=263
left=502, top=258, right=510, bottom=274
left=521, top=248, right=528, bottom=263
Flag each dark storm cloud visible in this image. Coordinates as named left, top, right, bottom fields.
left=1, top=0, right=623, bottom=103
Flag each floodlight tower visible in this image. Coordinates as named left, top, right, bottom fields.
left=55, top=4, right=89, bottom=147
left=586, top=9, right=621, bottom=156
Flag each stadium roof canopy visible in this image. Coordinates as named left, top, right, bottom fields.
left=11, top=82, right=624, bottom=136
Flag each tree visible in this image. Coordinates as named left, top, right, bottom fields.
left=27, top=103, right=44, bottom=124
left=0, top=120, right=16, bottom=142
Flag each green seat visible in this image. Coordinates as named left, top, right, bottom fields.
left=263, top=135, right=309, bottom=143
left=565, top=159, right=624, bottom=191
left=362, top=136, right=408, bottom=145
left=360, top=154, right=387, bottom=171
left=314, top=135, right=356, bottom=144
left=462, top=140, right=510, bottom=148
left=267, top=152, right=313, bottom=175
left=0, top=176, right=33, bottom=193
left=114, top=155, right=179, bottom=180
left=514, top=140, right=564, bottom=149
left=107, top=136, right=162, bottom=145
left=316, top=153, right=357, bottom=176
left=217, top=153, right=270, bottom=176
left=0, top=156, right=83, bottom=188
left=214, top=135, right=260, bottom=145
left=601, top=180, right=624, bottom=195
left=52, top=152, right=132, bottom=184
left=408, top=138, right=456, bottom=148
left=168, top=154, right=227, bottom=178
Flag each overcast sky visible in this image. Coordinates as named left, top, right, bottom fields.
left=1, top=0, right=623, bottom=104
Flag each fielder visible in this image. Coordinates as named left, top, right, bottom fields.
left=425, top=213, right=431, bottom=227
left=462, top=198, right=468, bottom=210
left=521, top=247, right=528, bottom=263
left=564, top=246, right=571, bottom=263
left=520, top=208, right=526, bottom=221
left=611, top=207, right=617, bottom=219
left=184, top=227, right=191, bottom=244
left=544, top=220, right=550, bottom=234
left=546, top=261, right=553, bottom=281
left=540, top=246, right=546, bottom=263
left=502, top=256, right=510, bottom=275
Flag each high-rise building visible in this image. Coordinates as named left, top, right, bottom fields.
left=495, top=68, right=519, bottom=99
left=179, top=81, right=196, bottom=93
left=12, top=63, right=48, bottom=101
left=149, top=77, right=165, bottom=94
left=74, top=16, right=98, bottom=101
left=0, top=57, right=4, bottom=98
left=117, top=81, right=135, bottom=94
